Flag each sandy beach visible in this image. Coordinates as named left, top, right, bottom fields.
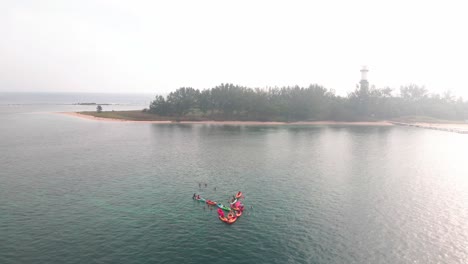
left=413, top=122, right=468, bottom=130
left=61, top=112, right=468, bottom=133
left=60, top=112, right=394, bottom=126
left=61, top=112, right=173, bottom=123
left=390, top=121, right=468, bottom=133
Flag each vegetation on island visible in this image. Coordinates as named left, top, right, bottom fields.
left=146, top=83, right=468, bottom=122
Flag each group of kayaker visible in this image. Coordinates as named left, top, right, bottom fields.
left=193, top=191, right=245, bottom=225
left=217, top=191, right=244, bottom=224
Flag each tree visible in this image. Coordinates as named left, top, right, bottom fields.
left=149, top=95, right=170, bottom=115
left=166, top=87, right=200, bottom=116
left=96, top=105, right=102, bottom=113
left=198, top=89, right=213, bottom=116
left=400, top=84, right=428, bottom=102
left=147, top=83, right=468, bottom=122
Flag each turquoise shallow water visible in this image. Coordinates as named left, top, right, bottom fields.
left=1, top=99, right=467, bottom=263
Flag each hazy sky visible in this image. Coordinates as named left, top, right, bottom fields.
left=1, top=0, right=467, bottom=98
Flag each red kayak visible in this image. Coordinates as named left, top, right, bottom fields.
left=235, top=191, right=242, bottom=199
left=219, top=214, right=237, bottom=224
left=206, top=200, right=217, bottom=205
left=235, top=210, right=243, bottom=217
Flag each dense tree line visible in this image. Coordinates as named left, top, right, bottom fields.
left=148, top=83, right=468, bottom=121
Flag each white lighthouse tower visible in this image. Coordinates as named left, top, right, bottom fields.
left=360, top=66, right=369, bottom=91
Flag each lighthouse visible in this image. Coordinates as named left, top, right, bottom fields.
left=360, top=66, right=369, bottom=91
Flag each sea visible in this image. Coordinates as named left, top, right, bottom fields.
left=0, top=92, right=467, bottom=264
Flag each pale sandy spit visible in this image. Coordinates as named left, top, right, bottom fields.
left=59, top=112, right=395, bottom=126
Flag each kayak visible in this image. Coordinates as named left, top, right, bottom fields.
left=216, top=203, right=231, bottom=211
left=235, top=210, right=243, bottom=217
left=217, top=208, right=225, bottom=217
left=194, top=197, right=205, bottom=202
left=229, top=199, right=238, bottom=205
left=206, top=200, right=217, bottom=205
left=219, top=215, right=237, bottom=224
left=235, top=191, right=242, bottom=199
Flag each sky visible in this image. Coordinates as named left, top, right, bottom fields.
left=1, top=0, right=467, bottom=98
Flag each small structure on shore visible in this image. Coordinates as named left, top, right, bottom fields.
left=360, top=66, right=369, bottom=91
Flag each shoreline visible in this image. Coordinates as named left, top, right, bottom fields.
left=391, top=121, right=468, bottom=134
left=61, top=112, right=172, bottom=123
left=60, top=112, right=394, bottom=126
left=60, top=112, right=468, bottom=132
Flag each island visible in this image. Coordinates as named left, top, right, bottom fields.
left=64, top=83, right=468, bottom=132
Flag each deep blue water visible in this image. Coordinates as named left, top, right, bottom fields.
left=0, top=93, right=467, bottom=263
